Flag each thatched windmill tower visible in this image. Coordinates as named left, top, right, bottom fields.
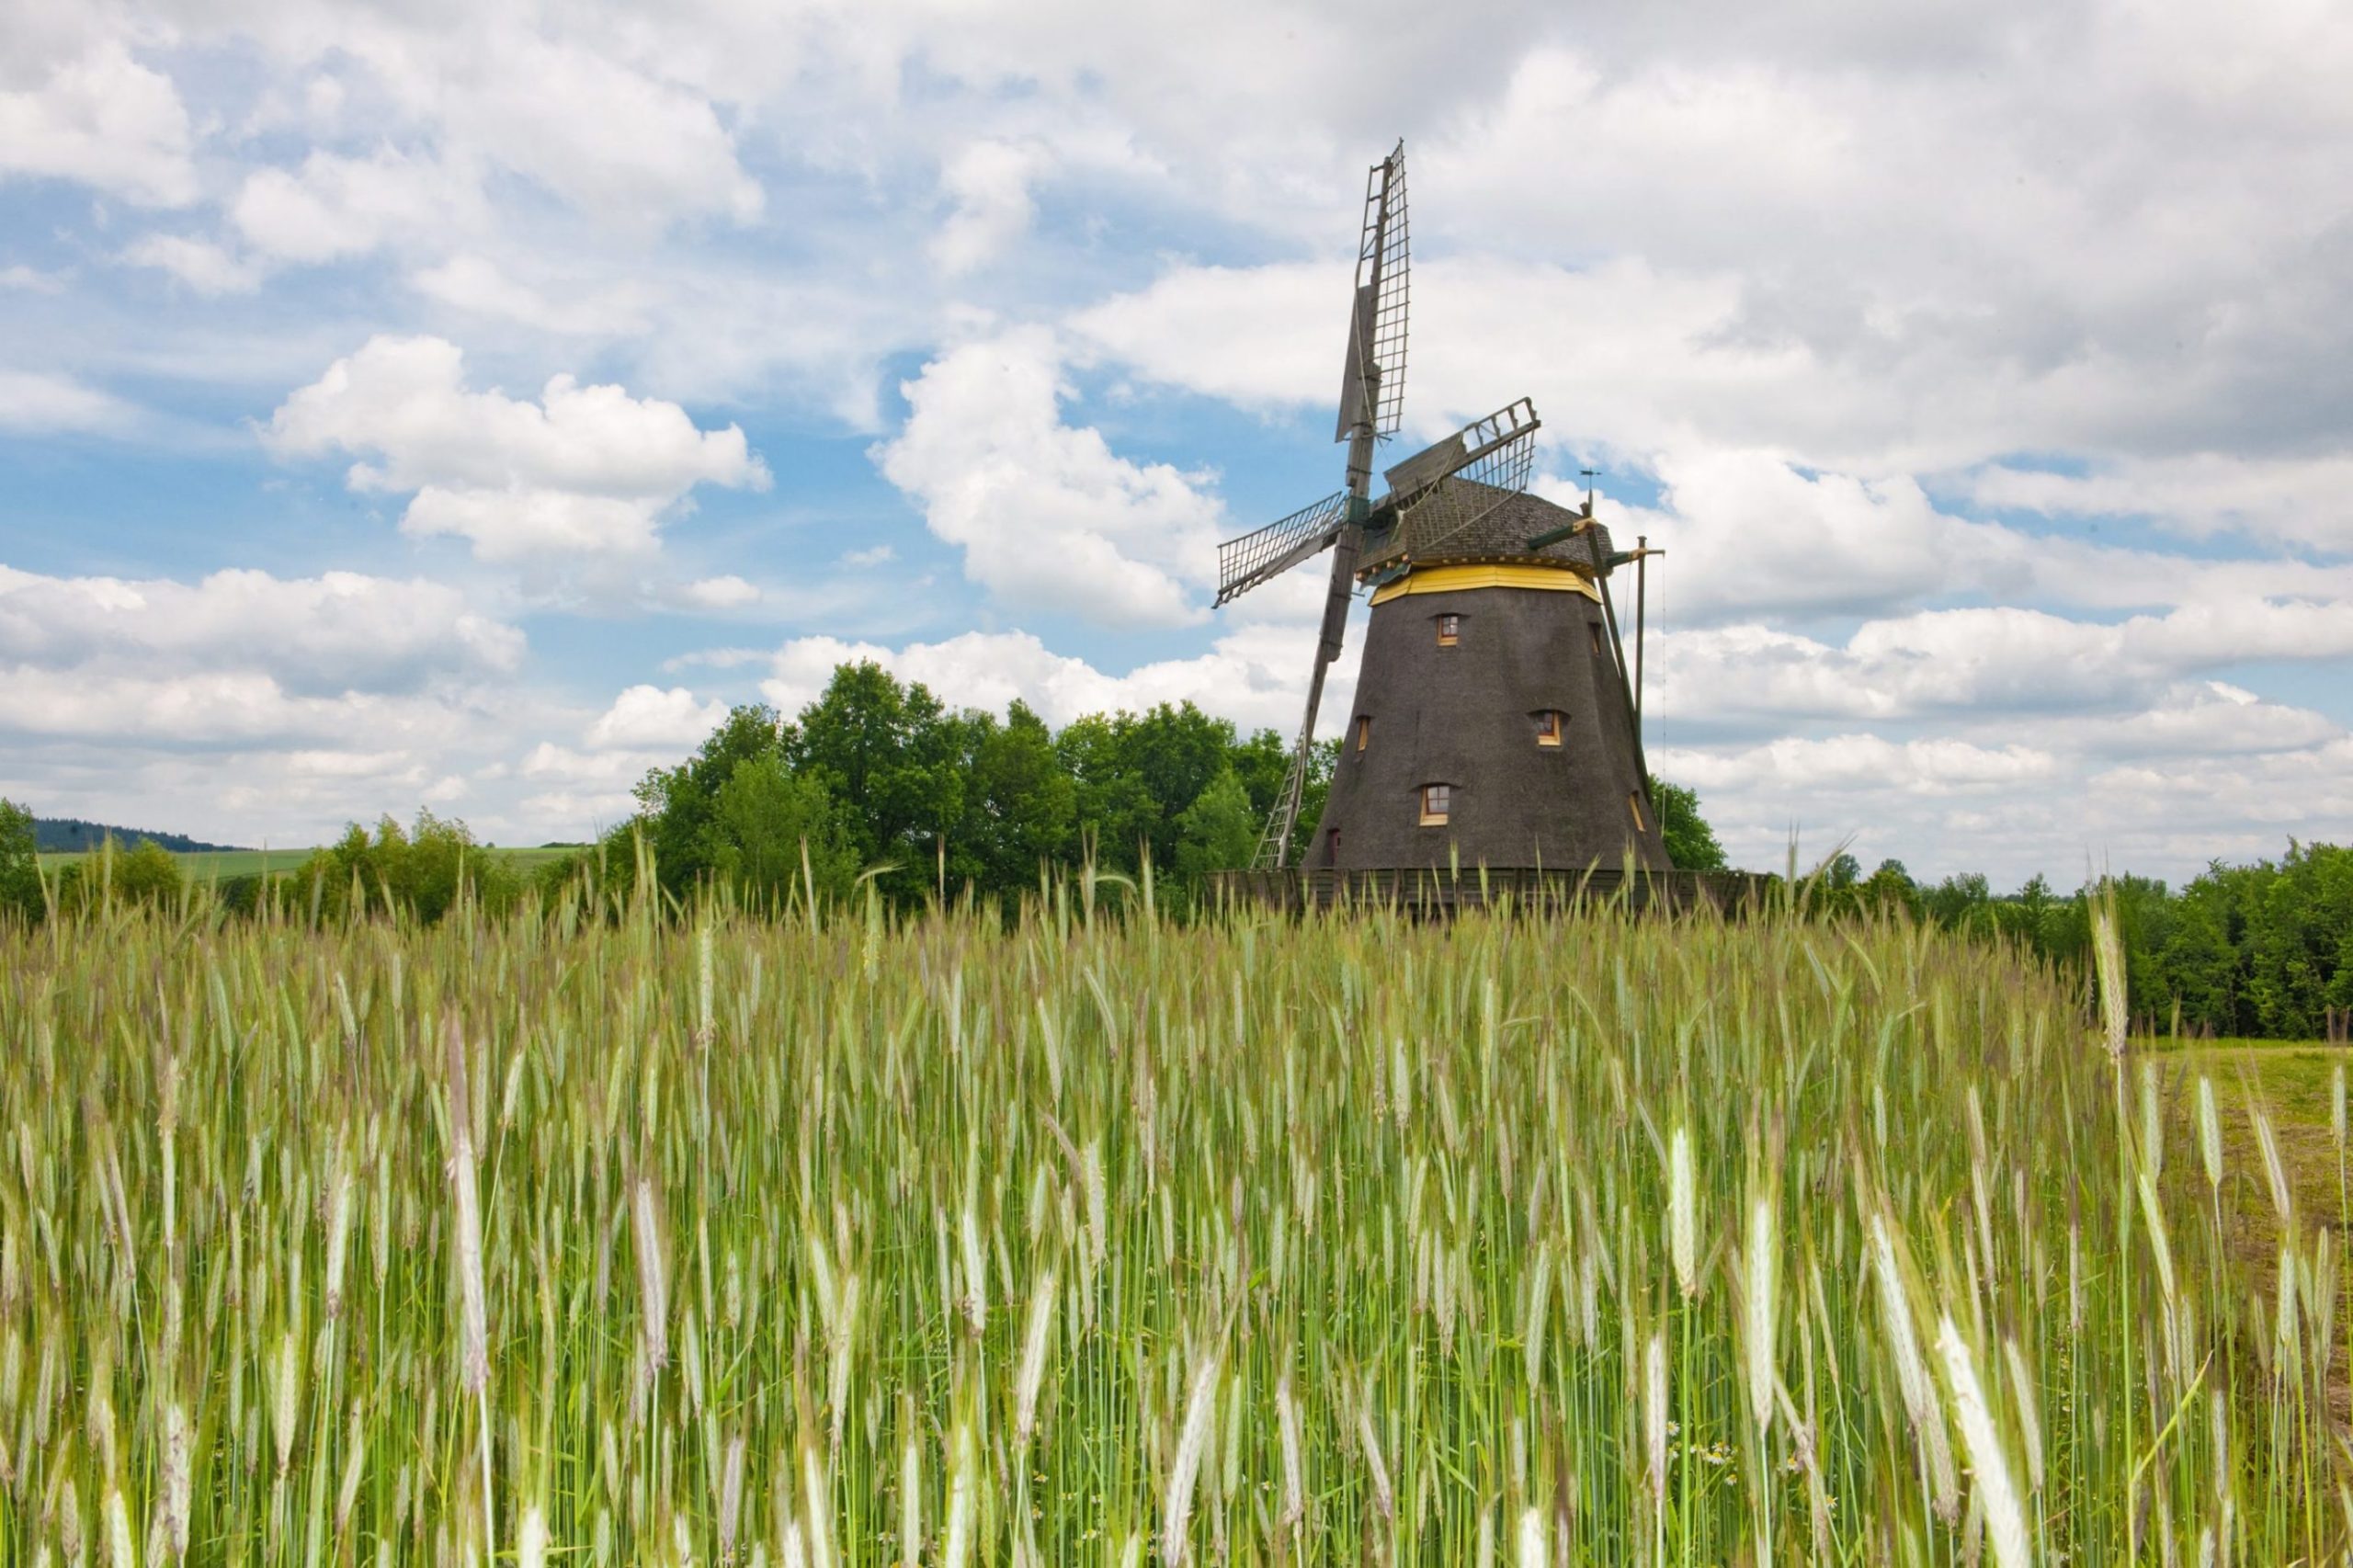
left=1213, top=142, right=1669, bottom=878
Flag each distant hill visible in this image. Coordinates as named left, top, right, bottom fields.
left=35, top=817, right=249, bottom=854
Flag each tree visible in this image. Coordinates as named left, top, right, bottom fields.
left=634, top=705, right=791, bottom=891
left=0, top=799, right=38, bottom=919
left=1174, top=768, right=1259, bottom=887
left=115, top=839, right=185, bottom=906
left=1860, top=858, right=1921, bottom=916
left=291, top=812, right=521, bottom=923
left=961, top=701, right=1076, bottom=893
left=1924, top=871, right=1993, bottom=933
left=701, top=753, right=858, bottom=909
left=1648, top=778, right=1729, bottom=872
left=788, top=664, right=967, bottom=898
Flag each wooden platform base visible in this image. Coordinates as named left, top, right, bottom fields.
left=1208, top=866, right=1775, bottom=915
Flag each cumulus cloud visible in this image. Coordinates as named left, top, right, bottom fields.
left=758, top=623, right=1336, bottom=735
left=681, top=574, right=761, bottom=609
left=232, top=149, right=477, bottom=264
left=0, top=563, right=522, bottom=693
left=585, top=684, right=728, bottom=748
left=0, top=562, right=562, bottom=846
left=930, top=140, right=1046, bottom=276
left=266, top=335, right=768, bottom=562
left=1649, top=599, right=2353, bottom=733
left=0, top=40, right=195, bottom=206
left=873, top=329, right=1225, bottom=627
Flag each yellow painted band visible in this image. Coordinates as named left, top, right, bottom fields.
left=1368, top=562, right=1601, bottom=606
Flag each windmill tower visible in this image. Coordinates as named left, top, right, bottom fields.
left=1215, top=142, right=1670, bottom=877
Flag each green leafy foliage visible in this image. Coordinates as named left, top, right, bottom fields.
left=1647, top=778, right=1728, bottom=871
left=0, top=798, right=44, bottom=918
left=1815, top=844, right=2353, bottom=1039
left=288, top=811, right=524, bottom=923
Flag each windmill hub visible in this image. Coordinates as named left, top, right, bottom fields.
left=1213, top=142, right=1669, bottom=879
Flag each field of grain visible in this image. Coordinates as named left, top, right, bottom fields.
left=0, top=886, right=2341, bottom=1564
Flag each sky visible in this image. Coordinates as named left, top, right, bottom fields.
left=3, top=0, right=2349, bottom=885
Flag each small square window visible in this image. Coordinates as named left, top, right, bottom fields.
left=1355, top=714, right=1371, bottom=751
left=1536, top=710, right=1563, bottom=746
left=1436, top=613, right=1461, bottom=646
left=1420, top=783, right=1452, bottom=825
left=1629, top=790, right=1648, bottom=832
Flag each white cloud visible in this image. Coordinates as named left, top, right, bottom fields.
left=931, top=140, right=1046, bottom=276
left=410, top=253, right=653, bottom=336
left=428, top=37, right=761, bottom=227
left=1657, top=733, right=2059, bottom=797
left=266, top=335, right=768, bottom=562
left=0, top=370, right=130, bottom=434
left=233, top=149, right=480, bottom=264
left=1971, top=454, right=2353, bottom=554
left=758, top=622, right=1336, bottom=736
left=1650, top=599, right=2353, bottom=731
left=0, top=564, right=523, bottom=691
left=0, top=265, right=65, bottom=292
left=873, top=328, right=1224, bottom=627
left=122, top=233, right=264, bottom=294
left=841, top=544, right=895, bottom=568
left=681, top=574, right=761, bottom=608
left=584, top=684, right=727, bottom=748
left=0, top=40, right=196, bottom=207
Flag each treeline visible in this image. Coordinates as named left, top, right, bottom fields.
left=575, top=661, right=1728, bottom=907
left=33, top=815, right=244, bottom=853
left=1817, top=846, right=2353, bottom=1040
left=0, top=661, right=1727, bottom=923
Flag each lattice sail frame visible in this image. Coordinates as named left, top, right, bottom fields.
left=1214, top=489, right=1351, bottom=607
left=1353, top=398, right=1542, bottom=573
left=1336, top=145, right=1410, bottom=444
left=1392, top=420, right=1539, bottom=560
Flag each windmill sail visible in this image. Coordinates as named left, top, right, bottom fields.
left=1358, top=398, right=1542, bottom=571
left=1213, top=490, right=1351, bottom=606
left=1336, top=144, right=1410, bottom=444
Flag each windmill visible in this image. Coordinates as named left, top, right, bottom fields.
left=1214, top=141, right=1669, bottom=876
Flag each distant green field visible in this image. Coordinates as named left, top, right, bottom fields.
left=36, top=845, right=581, bottom=879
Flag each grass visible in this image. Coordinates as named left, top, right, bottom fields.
left=34, top=845, right=581, bottom=879
left=1, top=881, right=2345, bottom=1563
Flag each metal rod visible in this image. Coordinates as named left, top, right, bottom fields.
left=1583, top=525, right=1654, bottom=821
left=1635, top=532, right=1647, bottom=741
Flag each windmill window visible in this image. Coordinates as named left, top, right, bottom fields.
left=1419, top=784, right=1452, bottom=825
left=1436, top=613, right=1461, bottom=646
left=1629, top=791, right=1648, bottom=833
left=1588, top=622, right=1604, bottom=657
left=1535, top=710, right=1563, bottom=747
left=1355, top=714, right=1372, bottom=752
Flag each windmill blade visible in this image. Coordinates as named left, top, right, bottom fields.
left=1335, top=142, right=1409, bottom=443
left=1214, top=490, right=1352, bottom=606
left=1381, top=396, right=1540, bottom=503
left=1361, top=401, right=1543, bottom=570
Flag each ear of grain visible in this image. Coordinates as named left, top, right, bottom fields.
left=1935, top=1315, right=2028, bottom=1568
left=2197, top=1077, right=2222, bottom=1193
left=1745, top=1190, right=1778, bottom=1432
left=1668, top=1127, right=1697, bottom=1298
left=1162, top=1352, right=1223, bottom=1566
